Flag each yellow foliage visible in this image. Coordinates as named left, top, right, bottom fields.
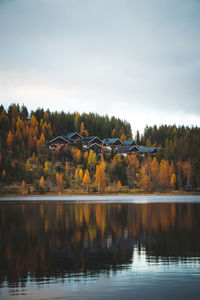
left=159, top=159, right=170, bottom=191
left=44, top=161, right=48, bottom=173
left=79, top=168, right=83, bottom=181
left=72, top=147, right=81, bottom=163
left=139, top=167, right=149, bottom=191
left=2, top=169, right=6, bottom=178
left=56, top=172, right=64, bottom=189
left=21, top=180, right=26, bottom=192
left=40, top=176, right=44, bottom=187
left=117, top=180, right=122, bottom=189
left=26, top=159, right=31, bottom=171
left=170, top=173, right=176, bottom=188
left=120, top=133, right=126, bottom=143
left=7, top=130, right=13, bottom=148
left=83, top=151, right=88, bottom=161
left=40, top=132, right=45, bottom=145
left=87, top=149, right=97, bottom=170
left=94, top=162, right=106, bottom=192
left=80, top=121, right=89, bottom=137
left=82, top=169, right=91, bottom=191
left=112, top=128, right=116, bottom=138
left=169, top=161, right=175, bottom=177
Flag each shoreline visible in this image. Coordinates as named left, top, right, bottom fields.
left=0, top=190, right=200, bottom=198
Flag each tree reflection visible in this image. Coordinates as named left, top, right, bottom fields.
left=0, top=202, right=200, bottom=287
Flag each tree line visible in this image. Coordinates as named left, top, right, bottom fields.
left=0, top=103, right=199, bottom=193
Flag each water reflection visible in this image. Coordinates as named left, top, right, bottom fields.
left=0, top=202, right=200, bottom=292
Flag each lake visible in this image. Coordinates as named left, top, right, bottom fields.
left=0, top=195, right=200, bottom=299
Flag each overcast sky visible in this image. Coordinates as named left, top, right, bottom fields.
left=0, top=0, right=200, bottom=135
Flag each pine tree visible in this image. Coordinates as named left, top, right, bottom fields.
left=74, top=112, right=80, bottom=131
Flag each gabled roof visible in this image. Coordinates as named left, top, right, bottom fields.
left=103, top=138, right=123, bottom=145
left=47, top=136, right=70, bottom=144
left=86, top=142, right=104, bottom=150
left=82, top=136, right=103, bottom=144
left=138, top=147, right=158, bottom=152
left=117, top=145, right=139, bottom=152
left=62, top=132, right=82, bottom=139
left=124, top=140, right=136, bottom=146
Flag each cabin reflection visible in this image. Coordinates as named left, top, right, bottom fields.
left=0, top=202, right=200, bottom=287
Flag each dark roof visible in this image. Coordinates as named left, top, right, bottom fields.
left=103, top=138, right=123, bottom=145
left=86, top=143, right=104, bottom=150
left=138, top=147, right=158, bottom=152
left=117, top=145, right=138, bottom=152
left=48, top=136, right=70, bottom=144
left=62, top=132, right=82, bottom=139
left=82, top=136, right=103, bottom=144
left=124, top=140, right=136, bottom=146
left=117, top=146, right=133, bottom=152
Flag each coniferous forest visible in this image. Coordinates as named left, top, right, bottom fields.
left=0, top=103, right=200, bottom=195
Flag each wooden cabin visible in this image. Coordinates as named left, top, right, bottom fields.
left=85, top=142, right=105, bottom=154
left=137, top=147, right=159, bottom=156
left=117, top=145, right=139, bottom=156
left=82, top=136, right=103, bottom=147
left=47, top=136, right=70, bottom=149
left=103, top=138, right=123, bottom=149
left=62, top=132, right=82, bottom=144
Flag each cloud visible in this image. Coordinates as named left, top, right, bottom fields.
left=0, top=0, right=200, bottom=134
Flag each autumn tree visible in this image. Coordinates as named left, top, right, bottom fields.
left=2, top=169, right=6, bottom=180
left=87, top=149, right=97, bottom=173
left=7, top=130, right=13, bottom=148
left=72, top=147, right=81, bottom=164
left=169, top=161, right=175, bottom=178
left=117, top=180, right=122, bottom=191
left=44, top=161, right=49, bottom=175
left=151, top=157, right=159, bottom=191
left=138, top=166, right=149, bottom=191
left=40, top=176, right=44, bottom=187
left=56, top=172, right=64, bottom=191
left=21, top=180, right=26, bottom=194
left=94, top=158, right=106, bottom=193
left=26, top=159, right=31, bottom=172
left=75, top=167, right=83, bottom=187
left=120, top=133, right=126, bottom=143
left=170, top=173, right=176, bottom=190
left=82, top=169, right=91, bottom=192
left=80, top=122, right=89, bottom=137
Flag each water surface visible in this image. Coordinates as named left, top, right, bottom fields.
left=0, top=196, right=200, bottom=299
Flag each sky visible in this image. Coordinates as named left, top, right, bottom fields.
left=0, top=0, right=200, bottom=135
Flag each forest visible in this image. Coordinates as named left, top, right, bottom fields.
left=0, top=103, right=200, bottom=194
